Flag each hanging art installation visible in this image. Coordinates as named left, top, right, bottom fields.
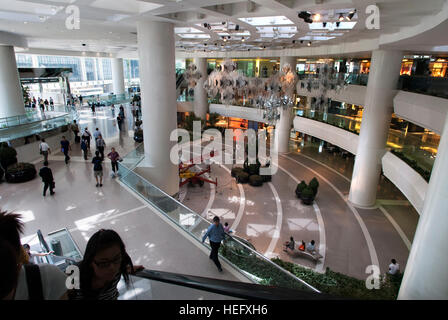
left=184, top=63, right=203, bottom=95
left=298, top=61, right=348, bottom=111
left=203, top=60, right=298, bottom=124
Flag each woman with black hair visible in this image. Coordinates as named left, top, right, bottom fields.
left=69, top=229, right=144, bottom=300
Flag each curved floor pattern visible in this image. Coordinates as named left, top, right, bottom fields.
left=281, top=154, right=380, bottom=272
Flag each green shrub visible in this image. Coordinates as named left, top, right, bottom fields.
left=231, top=167, right=244, bottom=177
left=301, top=187, right=315, bottom=205
left=309, top=177, right=319, bottom=196
left=5, top=162, right=36, bottom=183
left=271, top=258, right=402, bottom=300
left=249, top=175, right=263, bottom=186
left=0, top=143, right=18, bottom=170
left=295, top=181, right=307, bottom=198
left=235, top=171, right=249, bottom=183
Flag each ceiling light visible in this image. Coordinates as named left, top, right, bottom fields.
left=23, top=21, right=28, bottom=24
left=241, top=37, right=245, bottom=42
left=300, top=40, right=304, bottom=44
left=323, top=22, right=327, bottom=28
left=336, top=21, right=341, bottom=28
left=338, top=14, right=344, bottom=22
left=298, top=11, right=313, bottom=23
left=223, top=38, right=227, bottom=42
left=308, top=42, right=311, bottom=46
left=292, top=40, right=296, bottom=44
left=204, top=43, right=207, bottom=46
left=235, top=24, right=240, bottom=31
left=313, top=14, right=321, bottom=21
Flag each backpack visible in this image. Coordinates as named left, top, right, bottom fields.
left=24, top=264, right=44, bottom=300
left=93, top=158, right=102, bottom=171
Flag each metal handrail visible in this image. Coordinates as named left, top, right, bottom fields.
left=133, top=269, right=332, bottom=300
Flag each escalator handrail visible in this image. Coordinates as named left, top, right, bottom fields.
left=133, top=269, right=335, bottom=300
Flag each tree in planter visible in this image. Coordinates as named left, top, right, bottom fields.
left=235, top=171, right=249, bottom=184
left=22, top=84, right=31, bottom=107
left=0, top=142, right=18, bottom=170
left=301, top=186, right=315, bottom=205
left=309, top=177, right=319, bottom=197
left=295, top=181, right=307, bottom=198
left=249, top=175, right=263, bottom=187
left=231, top=167, right=245, bottom=178
left=183, top=112, right=205, bottom=132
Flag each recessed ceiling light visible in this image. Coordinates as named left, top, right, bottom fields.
left=338, top=14, right=344, bottom=21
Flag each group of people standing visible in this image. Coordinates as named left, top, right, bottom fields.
left=28, top=96, right=54, bottom=112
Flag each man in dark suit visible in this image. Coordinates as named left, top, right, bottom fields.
left=39, top=161, right=55, bottom=196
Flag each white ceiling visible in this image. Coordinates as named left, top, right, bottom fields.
left=0, top=0, right=447, bottom=57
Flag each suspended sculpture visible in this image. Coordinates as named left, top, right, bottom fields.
left=184, top=63, right=202, bottom=95
left=298, top=61, right=348, bottom=111
left=203, top=59, right=248, bottom=105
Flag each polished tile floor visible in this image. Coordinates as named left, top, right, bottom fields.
left=0, top=105, right=243, bottom=296
left=181, top=138, right=419, bottom=280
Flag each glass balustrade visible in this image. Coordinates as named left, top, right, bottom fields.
left=85, top=93, right=132, bottom=106
left=398, top=75, right=448, bottom=99
left=118, top=148, right=320, bottom=293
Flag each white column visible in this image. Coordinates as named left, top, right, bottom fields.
left=274, top=56, right=296, bottom=153
left=136, top=21, right=179, bottom=196
left=0, top=45, right=25, bottom=118
left=80, top=57, right=87, bottom=82
left=111, top=58, right=125, bottom=95
left=348, top=50, right=403, bottom=207
left=193, top=57, right=208, bottom=120
left=398, top=111, right=448, bottom=299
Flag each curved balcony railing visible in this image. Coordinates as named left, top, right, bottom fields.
left=398, top=75, right=448, bottom=99
left=117, top=144, right=320, bottom=293
left=84, top=93, right=132, bottom=106
left=0, top=107, right=78, bottom=143
left=295, top=108, right=436, bottom=182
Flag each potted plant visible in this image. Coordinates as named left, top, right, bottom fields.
left=231, top=167, right=244, bottom=178
left=295, top=181, right=307, bottom=198
left=249, top=175, right=263, bottom=187
left=0, top=142, right=18, bottom=170
left=301, top=186, right=315, bottom=205
left=309, top=177, right=319, bottom=197
left=5, top=163, right=36, bottom=183
left=235, top=171, right=249, bottom=184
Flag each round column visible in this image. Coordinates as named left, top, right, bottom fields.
left=348, top=50, right=403, bottom=207
left=136, top=21, right=179, bottom=196
left=193, top=57, right=208, bottom=120
left=111, top=58, right=125, bottom=95
left=0, top=45, right=25, bottom=118
left=274, top=56, right=297, bottom=153
left=398, top=111, right=448, bottom=299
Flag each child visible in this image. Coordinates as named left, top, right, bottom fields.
left=223, top=222, right=232, bottom=234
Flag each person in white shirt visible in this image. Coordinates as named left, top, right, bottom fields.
left=39, top=139, right=51, bottom=163
left=388, top=259, right=400, bottom=275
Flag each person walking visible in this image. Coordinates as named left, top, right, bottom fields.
left=44, top=99, right=49, bottom=111
left=49, top=97, right=54, bottom=111
left=39, top=138, right=51, bottom=163
left=71, top=120, right=80, bottom=143
left=116, top=115, right=123, bottom=131
left=93, top=128, right=102, bottom=142
left=60, top=136, right=71, bottom=164
left=119, top=105, right=125, bottom=119
left=107, top=147, right=121, bottom=177
left=96, top=134, right=106, bottom=160
left=92, top=151, right=103, bottom=187
left=39, top=98, right=45, bottom=113
left=82, top=128, right=92, bottom=150
left=81, top=139, right=88, bottom=160
left=201, top=216, right=226, bottom=272
left=39, top=161, right=55, bottom=196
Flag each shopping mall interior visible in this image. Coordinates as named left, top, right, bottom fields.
left=0, top=0, right=447, bottom=301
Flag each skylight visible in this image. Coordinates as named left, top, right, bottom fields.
left=177, top=34, right=210, bottom=39
left=299, top=36, right=336, bottom=41
left=238, top=16, right=293, bottom=26
left=309, top=21, right=357, bottom=30
left=175, top=27, right=203, bottom=33
left=256, top=26, right=297, bottom=33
